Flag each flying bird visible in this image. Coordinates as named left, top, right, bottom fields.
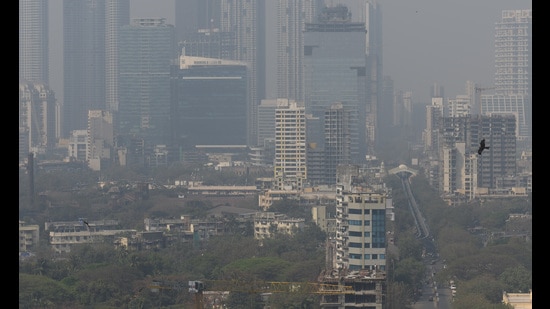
left=477, top=139, right=489, bottom=155
left=79, top=218, right=90, bottom=229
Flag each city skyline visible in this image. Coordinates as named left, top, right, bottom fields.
left=46, top=0, right=532, bottom=107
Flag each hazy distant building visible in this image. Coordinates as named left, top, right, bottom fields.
left=430, top=82, right=444, bottom=99
left=250, top=99, right=281, bottom=166
left=324, top=103, right=354, bottom=184
left=304, top=4, right=367, bottom=162
left=378, top=75, right=394, bottom=134
left=275, top=0, right=319, bottom=102
left=61, top=0, right=130, bottom=139
left=220, top=0, right=265, bottom=146
left=481, top=95, right=528, bottom=140
left=423, top=98, right=444, bottom=154
left=175, top=0, right=221, bottom=43
left=87, top=110, right=114, bottom=171
left=67, top=130, right=87, bottom=161
left=19, top=0, right=49, bottom=84
left=435, top=114, right=517, bottom=200
left=448, top=95, right=471, bottom=117
left=392, top=90, right=412, bottom=127
left=487, top=9, right=532, bottom=147
left=326, top=0, right=383, bottom=155
left=63, top=0, right=106, bottom=138
left=257, top=99, right=279, bottom=147
left=178, top=30, right=236, bottom=60
left=494, top=10, right=532, bottom=97
left=105, top=0, right=130, bottom=113
left=472, top=114, right=517, bottom=190
left=19, top=81, right=57, bottom=161
left=174, top=55, right=248, bottom=149
left=118, top=18, right=175, bottom=153
left=274, top=100, right=307, bottom=190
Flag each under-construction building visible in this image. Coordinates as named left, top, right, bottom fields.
left=318, top=164, right=387, bottom=308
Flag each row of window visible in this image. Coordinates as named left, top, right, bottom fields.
left=349, top=242, right=385, bottom=249
left=348, top=253, right=385, bottom=260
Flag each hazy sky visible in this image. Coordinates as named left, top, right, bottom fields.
left=48, top=0, right=531, bottom=105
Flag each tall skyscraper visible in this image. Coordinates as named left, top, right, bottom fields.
left=304, top=4, right=368, bottom=163
left=483, top=9, right=532, bottom=148
left=175, top=0, right=221, bottom=43
left=62, top=0, right=130, bottom=138
left=220, top=0, right=265, bottom=146
left=494, top=10, right=532, bottom=97
left=105, top=0, right=130, bottom=113
left=118, top=18, right=175, bottom=151
left=330, top=0, right=383, bottom=155
left=63, top=0, right=106, bottom=138
left=275, top=0, right=320, bottom=102
left=19, top=0, right=49, bottom=84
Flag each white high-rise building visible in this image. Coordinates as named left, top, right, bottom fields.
left=482, top=9, right=532, bottom=147
left=494, top=10, right=532, bottom=97
left=274, top=100, right=307, bottom=190
left=334, top=165, right=387, bottom=272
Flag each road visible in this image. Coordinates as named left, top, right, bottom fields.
left=398, top=172, right=452, bottom=309
left=413, top=259, right=452, bottom=309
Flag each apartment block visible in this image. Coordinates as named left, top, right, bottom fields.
left=274, top=99, right=307, bottom=190
left=19, top=221, right=40, bottom=254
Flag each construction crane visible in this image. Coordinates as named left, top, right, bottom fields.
left=149, top=279, right=355, bottom=309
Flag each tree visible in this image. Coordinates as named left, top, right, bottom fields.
left=392, top=257, right=425, bottom=286
left=19, top=273, right=78, bottom=308
left=499, top=266, right=532, bottom=293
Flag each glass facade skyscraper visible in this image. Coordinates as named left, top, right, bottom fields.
left=304, top=4, right=367, bottom=165
left=175, top=56, right=248, bottom=148
left=19, top=0, right=49, bottom=84
left=63, top=0, right=106, bottom=138
left=118, top=18, right=175, bottom=149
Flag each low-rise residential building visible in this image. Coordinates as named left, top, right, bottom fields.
left=45, top=219, right=135, bottom=254
left=253, top=212, right=305, bottom=239
left=19, top=221, right=40, bottom=255
left=502, top=290, right=532, bottom=309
